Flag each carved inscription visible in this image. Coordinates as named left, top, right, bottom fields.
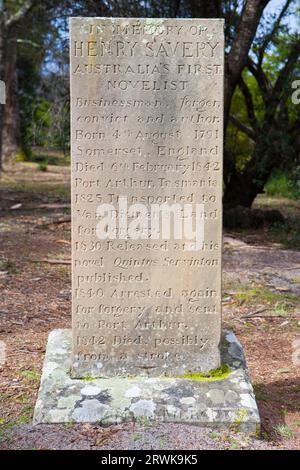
left=70, top=18, right=224, bottom=376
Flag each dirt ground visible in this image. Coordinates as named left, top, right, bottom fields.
left=1, top=162, right=300, bottom=450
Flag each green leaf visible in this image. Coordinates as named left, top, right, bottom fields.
left=278, top=368, right=290, bottom=374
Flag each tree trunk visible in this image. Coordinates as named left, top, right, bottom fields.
left=0, top=4, right=6, bottom=171
left=224, top=0, right=271, bottom=128
left=2, top=35, right=20, bottom=165
left=223, top=169, right=265, bottom=208
left=223, top=121, right=293, bottom=208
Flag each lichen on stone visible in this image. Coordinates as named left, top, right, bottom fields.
left=231, top=408, right=249, bottom=431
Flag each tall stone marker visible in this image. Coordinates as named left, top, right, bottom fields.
left=34, top=18, right=260, bottom=432
left=70, top=18, right=224, bottom=377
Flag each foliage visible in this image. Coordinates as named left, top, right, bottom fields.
left=274, top=424, right=295, bottom=438
left=38, top=160, right=48, bottom=172
left=270, top=220, right=300, bottom=249
left=265, top=169, right=300, bottom=199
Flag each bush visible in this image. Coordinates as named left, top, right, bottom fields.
left=38, top=160, right=48, bottom=172
left=265, top=170, right=300, bottom=199
left=15, top=149, right=28, bottom=162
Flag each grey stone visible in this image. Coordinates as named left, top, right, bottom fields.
left=72, top=400, right=110, bottom=421
left=33, top=329, right=260, bottom=434
left=129, top=400, right=156, bottom=418
left=69, top=17, right=224, bottom=377
left=207, top=389, right=225, bottom=405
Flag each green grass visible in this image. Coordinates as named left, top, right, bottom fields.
left=20, top=369, right=40, bottom=383
left=274, top=302, right=293, bottom=315
left=38, top=161, right=48, bottom=172
left=265, top=170, right=300, bottom=200
left=233, top=286, right=297, bottom=304
left=25, top=151, right=70, bottom=167
left=0, top=180, right=70, bottom=199
left=63, top=421, right=76, bottom=429
left=208, top=431, right=221, bottom=439
left=0, top=258, right=20, bottom=274
left=269, top=220, right=300, bottom=250
left=0, top=406, right=33, bottom=431
left=253, top=383, right=269, bottom=402
left=274, top=424, right=294, bottom=439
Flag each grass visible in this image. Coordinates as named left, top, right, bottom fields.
left=255, top=174, right=300, bottom=250
left=228, top=439, right=241, bottom=450
left=14, top=394, right=30, bottom=404
left=38, top=161, right=48, bottom=172
left=63, top=421, right=76, bottom=429
left=274, top=302, right=293, bottom=315
left=20, top=149, right=70, bottom=167
left=265, top=170, right=300, bottom=200
left=0, top=406, right=33, bottom=431
left=269, top=220, right=300, bottom=250
left=230, top=285, right=298, bottom=306
left=253, top=383, right=269, bottom=402
left=274, top=424, right=295, bottom=439
left=0, top=180, right=70, bottom=199
left=0, top=258, right=20, bottom=274
left=209, top=431, right=221, bottom=439
left=20, top=369, right=40, bottom=384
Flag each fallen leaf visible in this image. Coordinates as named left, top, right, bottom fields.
left=278, top=368, right=290, bottom=374
left=9, top=203, right=22, bottom=210
left=55, top=239, right=71, bottom=245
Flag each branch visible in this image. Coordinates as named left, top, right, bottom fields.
left=247, top=57, right=270, bottom=99
left=229, top=115, right=256, bottom=140
left=258, top=0, right=293, bottom=65
left=225, top=0, right=271, bottom=120
left=238, top=76, right=258, bottom=132
left=6, top=0, right=36, bottom=29
left=7, top=38, right=40, bottom=48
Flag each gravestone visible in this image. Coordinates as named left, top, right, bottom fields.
left=34, top=18, right=260, bottom=432
left=70, top=17, right=223, bottom=378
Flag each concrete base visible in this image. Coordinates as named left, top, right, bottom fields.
left=33, top=329, right=260, bottom=434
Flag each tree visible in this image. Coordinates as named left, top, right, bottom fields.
left=0, top=1, right=38, bottom=169
left=0, top=0, right=67, bottom=168
left=223, top=0, right=271, bottom=126
left=224, top=0, right=300, bottom=207
left=0, top=0, right=6, bottom=171
left=1, top=0, right=298, bottom=214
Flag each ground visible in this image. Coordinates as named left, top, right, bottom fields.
left=1, top=162, right=300, bottom=450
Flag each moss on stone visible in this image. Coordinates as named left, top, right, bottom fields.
left=81, top=375, right=97, bottom=382
left=230, top=408, right=249, bottom=431
left=178, top=364, right=231, bottom=381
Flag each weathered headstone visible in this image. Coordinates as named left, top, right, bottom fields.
left=70, top=18, right=224, bottom=377
left=34, top=18, right=260, bottom=432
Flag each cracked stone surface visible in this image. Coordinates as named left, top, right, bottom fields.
left=33, top=329, right=260, bottom=434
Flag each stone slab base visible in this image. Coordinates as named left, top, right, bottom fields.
left=33, top=329, right=260, bottom=434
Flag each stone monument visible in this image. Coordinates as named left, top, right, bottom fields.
left=71, top=17, right=223, bottom=377
left=34, top=18, right=260, bottom=433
